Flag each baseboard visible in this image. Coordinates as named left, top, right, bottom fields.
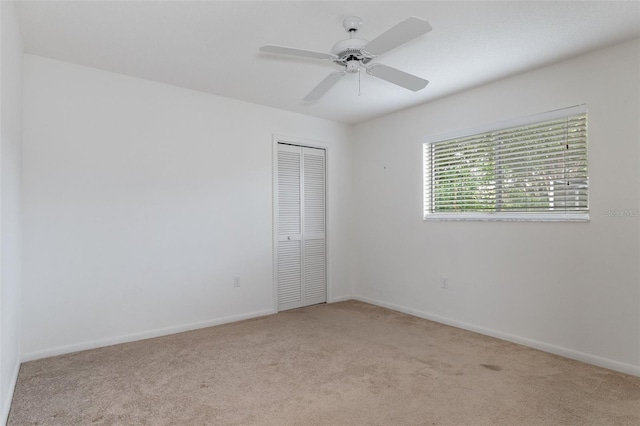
left=1, top=358, right=20, bottom=426
left=21, top=308, right=276, bottom=363
left=329, top=295, right=353, bottom=303
left=353, top=296, right=640, bottom=377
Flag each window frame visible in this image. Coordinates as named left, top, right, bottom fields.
left=423, top=105, right=589, bottom=222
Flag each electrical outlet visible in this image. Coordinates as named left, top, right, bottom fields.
left=233, top=276, right=240, bottom=288
left=440, top=277, right=448, bottom=289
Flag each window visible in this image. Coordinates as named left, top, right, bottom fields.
left=423, top=105, right=588, bottom=221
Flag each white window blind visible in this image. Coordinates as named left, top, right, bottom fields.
left=423, top=105, right=588, bottom=221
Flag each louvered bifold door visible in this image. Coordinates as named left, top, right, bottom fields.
left=301, top=147, right=326, bottom=306
left=277, top=144, right=303, bottom=310
left=276, top=144, right=326, bottom=311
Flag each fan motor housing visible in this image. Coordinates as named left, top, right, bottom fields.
left=331, top=38, right=374, bottom=66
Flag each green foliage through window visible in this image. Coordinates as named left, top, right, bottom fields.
left=424, top=109, right=588, bottom=216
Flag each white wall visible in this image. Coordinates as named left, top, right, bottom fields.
left=21, top=55, right=353, bottom=359
left=0, top=1, right=23, bottom=423
left=352, top=39, right=640, bottom=375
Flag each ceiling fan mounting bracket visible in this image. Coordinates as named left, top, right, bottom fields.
left=342, top=16, right=363, bottom=34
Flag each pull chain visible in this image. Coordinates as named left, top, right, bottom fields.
left=358, top=68, right=361, bottom=96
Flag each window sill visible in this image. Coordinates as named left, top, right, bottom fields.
left=423, top=212, right=590, bottom=222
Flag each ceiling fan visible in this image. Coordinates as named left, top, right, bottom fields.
left=259, top=16, right=432, bottom=101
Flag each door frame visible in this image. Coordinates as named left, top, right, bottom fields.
left=272, top=134, right=331, bottom=313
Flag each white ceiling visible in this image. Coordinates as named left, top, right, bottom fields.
left=15, top=1, right=640, bottom=124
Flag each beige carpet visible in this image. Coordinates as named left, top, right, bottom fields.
left=8, top=301, right=640, bottom=425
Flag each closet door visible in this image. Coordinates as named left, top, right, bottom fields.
left=301, top=147, right=326, bottom=306
left=276, top=144, right=326, bottom=311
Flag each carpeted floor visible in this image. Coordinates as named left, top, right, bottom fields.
left=8, top=300, right=640, bottom=425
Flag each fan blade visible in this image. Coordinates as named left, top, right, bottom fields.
left=304, top=72, right=346, bottom=101
left=363, top=17, right=432, bottom=56
left=259, top=45, right=335, bottom=61
left=366, top=64, right=428, bottom=91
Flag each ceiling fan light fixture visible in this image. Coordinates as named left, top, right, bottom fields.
left=345, top=59, right=361, bottom=74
